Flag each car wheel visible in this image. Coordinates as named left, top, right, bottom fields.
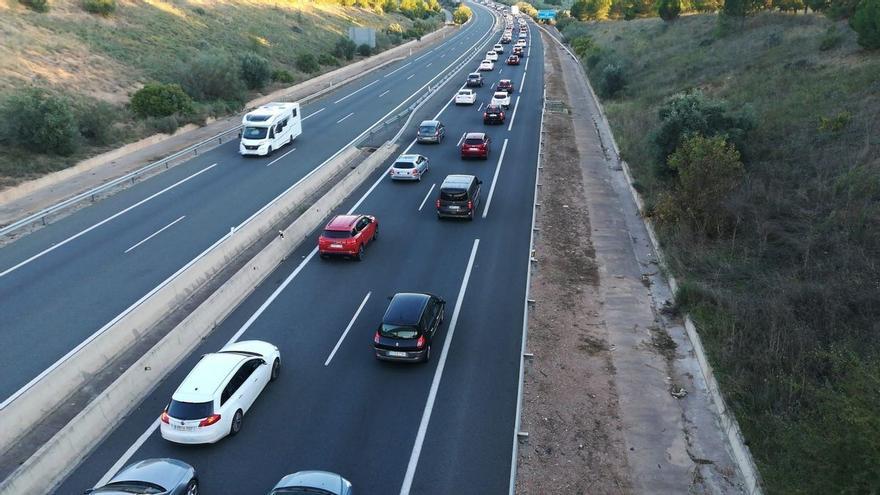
left=270, top=358, right=280, bottom=382
left=422, top=344, right=432, bottom=363
left=185, top=479, right=199, bottom=495
left=320, top=253, right=329, bottom=260
left=468, top=210, right=475, bottom=221
left=372, top=226, right=379, bottom=241
left=355, top=244, right=365, bottom=261
left=230, top=409, right=243, bottom=436
left=267, top=146, right=273, bottom=156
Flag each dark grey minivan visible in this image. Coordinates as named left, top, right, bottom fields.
left=416, top=120, right=445, bottom=144
left=373, top=293, right=446, bottom=363
left=436, top=174, right=482, bottom=220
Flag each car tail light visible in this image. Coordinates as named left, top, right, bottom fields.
left=198, top=414, right=222, bottom=427
left=412, top=169, right=419, bottom=175
left=436, top=199, right=441, bottom=209
left=468, top=200, right=473, bottom=210
left=416, top=335, right=426, bottom=349
left=160, top=410, right=170, bottom=424
left=374, top=331, right=381, bottom=344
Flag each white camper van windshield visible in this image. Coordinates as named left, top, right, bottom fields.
left=243, top=127, right=268, bottom=140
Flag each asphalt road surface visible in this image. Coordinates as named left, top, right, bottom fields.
left=53, top=4, right=545, bottom=494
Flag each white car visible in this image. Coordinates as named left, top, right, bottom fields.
left=455, top=89, right=477, bottom=105
left=494, top=43, right=504, bottom=53
left=389, top=154, right=429, bottom=181
left=479, top=60, right=495, bottom=71
left=160, top=340, right=280, bottom=444
left=515, top=39, right=527, bottom=48
left=518, top=32, right=527, bottom=39
left=491, top=91, right=511, bottom=108
left=486, top=50, right=498, bottom=61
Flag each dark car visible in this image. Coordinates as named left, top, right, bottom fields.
left=506, top=55, right=520, bottom=65
left=374, top=293, right=446, bottom=362
left=483, top=105, right=505, bottom=125
left=417, top=120, right=445, bottom=144
left=513, top=46, right=524, bottom=56
left=269, top=471, right=353, bottom=495
left=436, top=174, right=482, bottom=220
left=466, top=72, right=484, bottom=87
left=86, top=458, right=197, bottom=495
left=497, top=79, right=514, bottom=93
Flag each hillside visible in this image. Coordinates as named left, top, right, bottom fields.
left=559, top=12, right=880, bottom=494
left=0, top=0, right=442, bottom=185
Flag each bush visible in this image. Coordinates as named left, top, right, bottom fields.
left=145, top=115, right=180, bottom=135
left=597, top=63, right=626, bottom=98
left=819, top=25, right=844, bottom=50
left=318, top=53, right=338, bottom=66
left=271, top=69, right=295, bottom=83
left=583, top=0, right=612, bottom=19
left=295, top=53, right=320, bottom=73
left=82, top=0, right=116, bottom=15
left=333, top=38, right=357, bottom=60
left=175, top=51, right=245, bottom=102
left=240, top=53, right=271, bottom=90
left=658, top=0, right=682, bottom=20
left=76, top=100, right=121, bottom=146
left=453, top=4, right=473, bottom=23
left=0, top=88, right=78, bottom=155
left=130, top=83, right=193, bottom=118
left=357, top=43, right=372, bottom=57
left=851, top=0, right=880, bottom=49
left=571, top=35, right=598, bottom=59
left=19, top=0, right=49, bottom=12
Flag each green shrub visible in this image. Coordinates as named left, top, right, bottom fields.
left=145, top=115, right=180, bottom=135
left=333, top=38, right=357, bottom=60
left=658, top=0, right=682, bottom=20
left=357, top=43, right=372, bottom=57
left=130, top=83, right=193, bottom=118
left=819, top=25, right=844, bottom=50
left=571, top=35, right=598, bottom=59
left=597, top=63, right=626, bottom=97
left=851, top=0, right=880, bottom=49
left=19, top=0, right=49, bottom=12
left=295, top=53, right=320, bottom=73
left=240, top=53, right=271, bottom=90
left=76, top=100, right=121, bottom=146
left=82, top=0, right=116, bottom=15
left=175, top=51, right=245, bottom=102
left=318, top=53, right=338, bottom=66
left=271, top=69, right=295, bottom=83
left=0, top=88, right=78, bottom=155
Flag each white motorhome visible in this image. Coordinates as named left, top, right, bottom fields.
left=239, top=102, right=302, bottom=157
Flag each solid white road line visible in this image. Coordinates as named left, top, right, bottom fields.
left=418, top=183, right=436, bottom=211
left=507, top=96, right=520, bottom=131
left=379, top=89, right=391, bottom=98
left=325, top=291, right=371, bottom=366
left=303, top=108, right=325, bottom=121
left=336, top=112, right=354, bottom=124
left=95, top=419, right=161, bottom=488
left=499, top=68, right=503, bottom=75
left=457, top=132, right=467, bottom=147
left=0, top=163, right=218, bottom=279
left=334, top=79, right=380, bottom=104
left=477, top=102, right=484, bottom=112
left=266, top=147, right=296, bottom=167
left=406, top=74, right=415, bottom=80
left=384, top=62, right=412, bottom=78
left=519, top=69, right=527, bottom=92
left=426, top=62, right=433, bottom=68
left=414, top=50, right=434, bottom=62
left=399, top=238, right=480, bottom=495
left=482, top=138, right=509, bottom=219
left=124, top=216, right=186, bottom=254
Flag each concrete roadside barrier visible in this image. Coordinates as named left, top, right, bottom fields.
left=0, top=141, right=397, bottom=495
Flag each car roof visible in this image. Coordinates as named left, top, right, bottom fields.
left=500, top=79, right=512, bottom=83
left=486, top=104, right=502, bottom=109
left=274, top=471, right=346, bottom=492
left=468, top=72, right=481, bottom=77
left=419, top=120, right=440, bottom=126
left=441, top=174, right=477, bottom=189
left=325, top=214, right=360, bottom=231
left=173, top=353, right=249, bottom=402
left=465, top=132, right=486, bottom=139
left=384, top=293, right=431, bottom=325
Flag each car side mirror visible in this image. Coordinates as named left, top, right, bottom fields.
left=478, top=179, right=483, bottom=185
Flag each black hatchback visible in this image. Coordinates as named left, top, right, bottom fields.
left=373, top=293, right=446, bottom=363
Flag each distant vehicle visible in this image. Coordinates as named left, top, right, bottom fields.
left=269, top=471, right=353, bottom=495
left=493, top=43, right=504, bottom=53
left=389, top=154, right=429, bottom=181
left=86, top=459, right=198, bottom=495
left=491, top=91, right=511, bottom=108
left=486, top=50, right=499, bottom=61
left=518, top=31, right=527, bottom=39
left=455, top=89, right=477, bottom=105
left=501, top=36, right=512, bottom=44
left=483, top=104, right=505, bottom=125
left=479, top=60, right=495, bottom=71
left=160, top=341, right=280, bottom=444
left=460, top=132, right=491, bottom=159
left=511, top=4, right=519, bottom=14
left=240, top=102, right=301, bottom=157
left=374, top=293, right=446, bottom=362
left=497, top=79, right=515, bottom=93
left=513, top=46, right=524, bottom=56
left=507, top=55, right=520, bottom=65
left=436, top=174, right=483, bottom=220
left=318, top=215, right=378, bottom=260
left=417, top=120, right=445, bottom=143
left=466, top=72, right=484, bottom=87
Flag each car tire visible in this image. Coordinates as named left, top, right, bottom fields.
left=422, top=344, right=432, bottom=363
left=468, top=210, right=475, bottom=221
left=230, top=409, right=243, bottom=436
left=372, top=227, right=378, bottom=241
left=270, top=358, right=280, bottom=382
left=267, top=146, right=273, bottom=156
left=185, top=479, right=199, bottom=495
left=355, top=244, right=365, bottom=261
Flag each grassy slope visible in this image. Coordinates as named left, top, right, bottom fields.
left=579, top=13, right=880, bottom=494
left=0, top=0, right=429, bottom=184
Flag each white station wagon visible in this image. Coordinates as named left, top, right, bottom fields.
left=160, top=340, right=281, bottom=444
left=455, top=89, right=477, bottom=105
left=485, top=50, right=499, bottom=61
left=479, top=60, right=495, bottom=71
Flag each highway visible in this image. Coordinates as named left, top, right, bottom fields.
left=0, top=4, right=501, bottom=404
left=53, top=4, right=544, bottom=494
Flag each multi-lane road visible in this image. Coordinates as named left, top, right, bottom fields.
left=0, top=3, right=502, bottom=407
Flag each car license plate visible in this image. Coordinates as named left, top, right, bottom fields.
left=449, top=206, right=460, bottom=210
left=330, top=243, right=342, bottom=248
left=387, top=351, right=407, bottom=357
left=172, top=424, right=195, bottom=431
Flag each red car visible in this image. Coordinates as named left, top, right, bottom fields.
left=497, top=79, right=515, bottom=93
left=506, top=55, right=520, bottom=65
left=318, top=214, right=378, bottom=260
left=460, top=132, right=490, bottom=160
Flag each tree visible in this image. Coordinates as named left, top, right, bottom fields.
left=296, top=53, right=320, bottom=73
left=1, top=88, right=79, bottom=155
left=453, top=4, right=472, bottom=23
left=723, top=0, right=767, bottom=16
left=658, top=0, right=682, bottom=19
left=240, top=53, right=271, bottom=90
left=851, top=0, right=880, bottom=48
left=772, top=0, right=804, bottom=11
left=175, top=51, right=245, bottom=102
left=571, top=35, right=597, bottom=59
left=130, top=83, right=193, bottom=117
left=334, top=38, right=357, bottom=60
left=357, top=43, right=372, bottom=56
left=583, top=0, right=612, bottom=19
left=597, top=63, right=626, bottom=97
left=570, top=0, right=591, bottom=19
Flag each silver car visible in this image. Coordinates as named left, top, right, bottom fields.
left=86, top=458, right=198, bottom=495
left=416, top=120, right=445, bottom=143
left=389, top=153, right=429, bottom=181
left=268, top=471, right=353, bottom=495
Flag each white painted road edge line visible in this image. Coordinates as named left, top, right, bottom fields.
left=379, top=90, right=391, bottom=98
left=266, top=147, right=296, bottom=167
left=325, top=291, right=371, bottom=366
left=384, top=62, right=412, bottom=78
left=334, top=79, right=379, bottom=104
left=507, top=96, right=521, bottom=131
left=95, top=419, right=161, bottom=488
left=399, top=238, right=480, bottom=495
left=482, top=138, right=509, bottom=219
left=406, top=74, right=415, bottom=80
left=0, top=162, right=218, bottom=280
left=336, top=112, right=354, bottom=124
left=418, top=183, right=436, bottom=211
left=414, top=50, right=433, bottom=62
left=303, top=107, right=325, bottom=121
left=124, top=216, right=186, bottom=254
left=477, top=102, right=484, bottom=112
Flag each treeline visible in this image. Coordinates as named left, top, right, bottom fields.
left=317, top=0, right=443, bottom=18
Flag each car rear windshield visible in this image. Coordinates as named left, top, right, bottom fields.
left=468, top=75, right=479, bottom=79
left=380, top=324, right=420, bottom=339
left=464, top=138, right=484, bottom=145
left=270, top=488, right=335, bottom=495
left=393, top=161, right=415, bottom=169
left=242, top=127, right=268, bottom=140
left=167, top=400, right=213, bottom=420
left=419, top=126, right=437, bottom=134
left=322, top=230, right=351, bottom=239
left=94, top=482, right=165, bottom=494
left=441, top=188, right=468, bottom=201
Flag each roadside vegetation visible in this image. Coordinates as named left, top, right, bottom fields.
left=0, top=0, right=445, bottom=187
left=553, top=5, right=880, bottom=493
